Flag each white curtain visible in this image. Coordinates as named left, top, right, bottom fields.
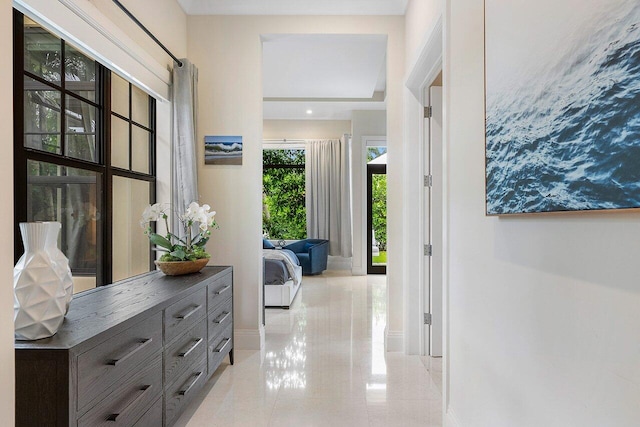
left=172, top=59, right=199, bottom=223
left=305, top=136, right=352, bottom=257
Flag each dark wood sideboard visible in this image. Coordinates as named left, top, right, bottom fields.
left=15, top=266, right=234, bottom=427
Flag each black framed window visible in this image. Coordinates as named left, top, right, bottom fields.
left=262, top=149, right=306, bottom=240
left=14, top=11, right=156, bottom=290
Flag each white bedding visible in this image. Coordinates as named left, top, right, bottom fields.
left=263, top=249, right=303, bottom=308
left=263, top=249, right=302, bottom=287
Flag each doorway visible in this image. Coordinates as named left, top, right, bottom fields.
left=367, top=148, right=387, bottom=274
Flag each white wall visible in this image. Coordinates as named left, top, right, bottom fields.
left=264, top=119, right=351, bottom=139
left=0, top=0, right=14, bottom=422
left=445, top=1, right=640, bottom=425
left=351, top=110, right=387, bottom=276
left=405, top=0, right=443, bottom=70
left=188, top=15, right=404, bottom=350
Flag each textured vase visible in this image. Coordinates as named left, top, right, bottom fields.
left=14, top=222, right=68, bottom=340
left=44, top=222, right=73, bottom=314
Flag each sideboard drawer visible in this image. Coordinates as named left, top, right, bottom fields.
left=165, top=356, right=208, bottom=427
left=165, top=288, right=207, bottom=344
left=165, top=317, right=208, bottom=385
left=208, top=297, right=232, bottom=343
left=77, top=354, right=162, bottom=427
left=77, top=312, right=162, bottom=411
left=133, top=397, right=162, bottom=427
left=208, top=324, right=233, bottom=377
left=208, top=273, right=232, bottom=311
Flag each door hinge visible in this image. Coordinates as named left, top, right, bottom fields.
left=424, top=175, right=433, bottom=187
left=424, top=106, right=433, bottom=118
left=424, top=244, right=432, bottom=256
left=424, top=313, right=432, bottom=325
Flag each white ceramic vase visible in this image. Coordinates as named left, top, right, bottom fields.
left=44, top=222, right=74, bottom=313
left=14, top=222, right=69, bottom=340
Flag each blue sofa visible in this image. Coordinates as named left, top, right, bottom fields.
left=283, top=239, right=329, bottom=275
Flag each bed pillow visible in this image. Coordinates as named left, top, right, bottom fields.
left=263, top=238, right=276, bottom=249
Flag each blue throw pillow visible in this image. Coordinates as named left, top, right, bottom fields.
left=263, top=238, right=275, bottom=249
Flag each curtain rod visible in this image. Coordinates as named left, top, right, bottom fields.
left=263, top=139, right=306, bottom=143
left=264, top=134, right=351, bottom=144
left=112, top=0, right=184, bottom=67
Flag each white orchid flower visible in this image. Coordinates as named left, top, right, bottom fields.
left=182, top=201, right=203, bottom=223
left=143, top=201, right=218, bottom=262
left=141, top=203, right=166, bottom=226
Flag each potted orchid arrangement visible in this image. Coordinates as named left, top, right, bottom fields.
left=141, top=202, right=218, bottom=275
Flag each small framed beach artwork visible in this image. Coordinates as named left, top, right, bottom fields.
left=204, top=135, right=243, bottom=165
left=485, top=0, right=640, bottom=215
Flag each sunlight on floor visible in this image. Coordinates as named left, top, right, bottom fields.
left=174, top=271, right=442, bottom=427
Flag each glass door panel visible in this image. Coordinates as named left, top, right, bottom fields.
left=367, top=163, right=387, bottom=274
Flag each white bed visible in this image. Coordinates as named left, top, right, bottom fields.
left=263, top=249, right=303, bottom=309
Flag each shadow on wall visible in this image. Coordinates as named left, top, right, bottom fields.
left=493, top=212, right=640, bottom=293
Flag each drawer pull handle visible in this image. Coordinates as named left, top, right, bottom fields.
left=215, top=285, right=231, bottom=295
left=179, top=338, right=204, bottom=358
left=107, top=338, right=153, bottom=366
left=214, top=337, right=231, bottom=353
left=213, top=311, right=231, bottom=324
left=107, top=384, right=152, bottom=422
left=178, top=371, right=203, bottom=396
left=175, top=305, right=202, bottom=320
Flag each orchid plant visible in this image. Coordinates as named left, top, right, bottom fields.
left=141, top=202, right=218, bottom=262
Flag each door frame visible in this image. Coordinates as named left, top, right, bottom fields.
left=361, top=135, right=387, bottom=277
left=367, top=163, right=387, bottom=274
left=425, top=85, right=443, bottom=357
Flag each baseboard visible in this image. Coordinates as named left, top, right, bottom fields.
left=327, top=256, right=352, bottom=271
left=259, top=324, right=265, bottom=349
left=385, top=329, right=404, bottom=352
left=445, top=407, right=461, bottom=427
left=234, top=328, right=263, bottom=350
left=351, top=266, right=366, bottom=276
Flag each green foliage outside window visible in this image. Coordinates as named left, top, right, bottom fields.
left=368, top=147, right=387, bottom=253
left=263, top=149, right=307, bottom=240
left=371, top=173, right=387, bottom=251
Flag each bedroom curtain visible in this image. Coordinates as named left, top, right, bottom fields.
left=305, top=136, right=353, bottom=257
left=172, top=58, right=199, bottom=227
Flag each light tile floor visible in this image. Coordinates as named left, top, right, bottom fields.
left=174, top=271, right=443, bottom=427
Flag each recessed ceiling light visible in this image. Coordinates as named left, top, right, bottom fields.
left=306, top=110, right=313, bottom=115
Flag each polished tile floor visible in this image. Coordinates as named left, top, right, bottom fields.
left=175, top=271, right=443, bottom=427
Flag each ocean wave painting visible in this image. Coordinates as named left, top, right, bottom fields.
left=485, top=0, right=640, bottom=214
left=205, top=135, right=242, bottom=165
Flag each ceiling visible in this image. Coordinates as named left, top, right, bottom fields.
left=263, top=34, right=386, bottom=99
left=262, top=34, right=387, bottom=120
left=177, top=0, right=408, bottom=16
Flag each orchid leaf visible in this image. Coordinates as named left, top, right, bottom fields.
left=170, top=248, right=186, bottom=260
left=194, top=236, right=209, bottom=247
left=149, top=233, right=173, bottom=251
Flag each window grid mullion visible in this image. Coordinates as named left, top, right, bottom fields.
left=60, top=39, right=66, bottom=158
left=128, top=83, right=133, bottom=171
